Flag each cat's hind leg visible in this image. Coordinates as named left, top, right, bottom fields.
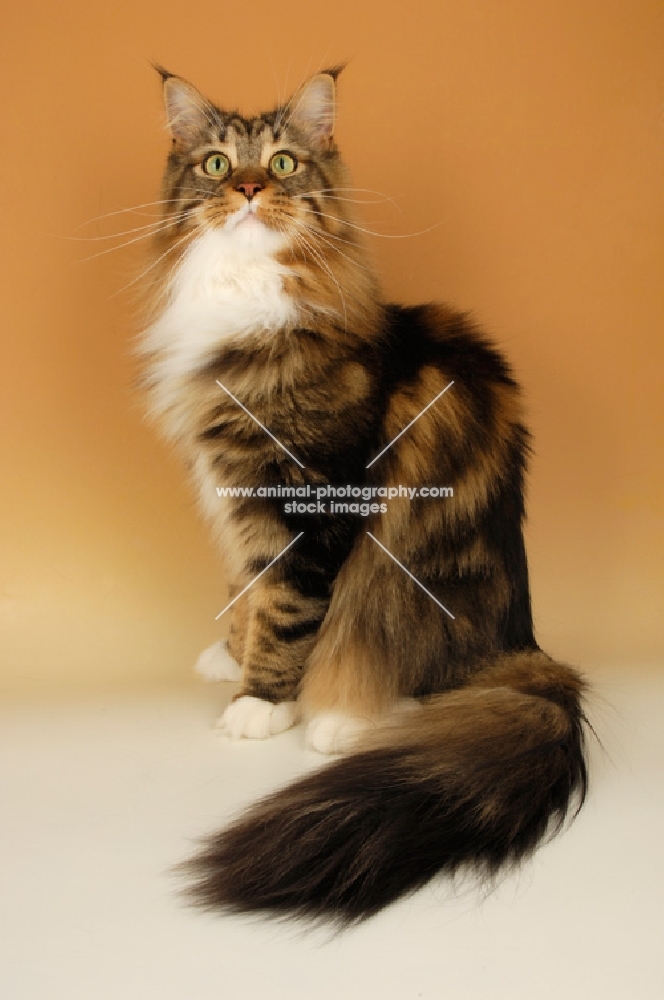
left=302, top=629, right=401, bottom=755
left=301, top=531, right=438, bottom=754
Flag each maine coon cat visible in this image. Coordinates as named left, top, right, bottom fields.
left=139, top=66, right=588, bottom=924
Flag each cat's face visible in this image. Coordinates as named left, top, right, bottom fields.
left=146, top=69, right=379, bottom=333
left=157, top=70, right=347, bottom=251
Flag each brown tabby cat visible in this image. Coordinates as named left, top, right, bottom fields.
left=139, top=66, right=588, bottom=924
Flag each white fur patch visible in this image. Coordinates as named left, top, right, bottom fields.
left=219, top=695, right=300, bottom=740
left=306, top=701, right=421, bottom=755
left=189, top=454, right=246, bottom=577
left=141, top=209, right=298, bottom=432
left=193, top=640, right=242, bottom=683
left=305, top=712, right=370, bottom=755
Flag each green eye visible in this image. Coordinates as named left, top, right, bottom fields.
left=270, top=152, right=297, bottom=177
left=203, top=153, right=231, bottom=177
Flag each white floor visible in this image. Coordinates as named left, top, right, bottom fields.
left=2, top=669, right=663, bottom=1000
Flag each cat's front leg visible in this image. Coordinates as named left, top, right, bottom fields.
left=227, top=587, right=250, bottom=665
left=219, top=579, right=328, bottom=740
left=193, top=585, right=249, bottom=682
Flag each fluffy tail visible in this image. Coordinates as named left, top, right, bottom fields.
left=182, top=650, right=588, bottom=924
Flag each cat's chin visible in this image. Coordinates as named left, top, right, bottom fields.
left=231, top=213, right=264, bottom=230
left=224, top=204, right=266, bottom=232
left=218, top=207, right=281, bottom=252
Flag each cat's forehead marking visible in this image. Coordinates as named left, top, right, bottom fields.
left=223, top=119, right=280, bottom=167
left=225, top=117, right=248, bottom=138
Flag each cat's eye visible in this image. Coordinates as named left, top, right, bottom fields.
left=269, top=152, right=297, bottom=177
left=203, top=153, right=231, bottom=178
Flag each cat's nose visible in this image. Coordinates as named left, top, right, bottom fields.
left=235, top=181, right=264, bottom=201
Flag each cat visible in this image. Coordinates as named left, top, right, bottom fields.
left=139, top=66, right=588, bottom=924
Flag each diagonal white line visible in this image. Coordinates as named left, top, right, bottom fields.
left=366, top=532, right=455, bottom=620
left=215, top=380, right=305, bottom=469
left=215, top=532, right=305, bottom=620
left=366, top=380, right=454, bottom=469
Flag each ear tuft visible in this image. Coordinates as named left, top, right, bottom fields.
left=161, top=74, right=216, bottom=149
left=286, top=73, right=338, bottom=148
left=152, top=62, right=173, bottom=82
left=322, top=62, right=347, bottom=82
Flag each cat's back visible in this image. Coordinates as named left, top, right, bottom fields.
left=382, top=302, right=519, bottom=393
left=373, top=303, right=525, bottom=476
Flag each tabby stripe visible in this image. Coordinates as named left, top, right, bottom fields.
left=271, top=618, right=324, bottom=643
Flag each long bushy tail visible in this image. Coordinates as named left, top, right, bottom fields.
left=182, top=650, right=588, bottom=924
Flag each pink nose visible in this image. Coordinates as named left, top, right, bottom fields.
left=236, top=181, right=263, bottom=201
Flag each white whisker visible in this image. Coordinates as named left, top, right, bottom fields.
left=290, top=216, right=370, bottom=274
left=75, top=190, right=215, bottom=231
left=62, top=216, right=187, bottom=243
left=75, top=199, right=190, bottom=229
left=110, top=227, right=195, bottom=300
left=290, top=215, right=371, bottom=257
left=296, top=187, right=402, bottom=211
left=300, top=206, right=441, bottom=240
left=79, top=215, right=187, bottom=262
left=282, top=221, right=348, bottom=328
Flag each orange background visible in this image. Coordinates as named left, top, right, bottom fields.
left=1, top=0, right=662, bottom=695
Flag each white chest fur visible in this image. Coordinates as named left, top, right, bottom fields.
left=141, top=219, right=298, bottom=426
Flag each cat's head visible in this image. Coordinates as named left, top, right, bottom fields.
left=156, top=67, right=351, bottom=247
left=146, top=67, right=379, bottom=331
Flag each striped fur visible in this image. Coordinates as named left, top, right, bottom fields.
left=140, top=68, right=589, bottom=923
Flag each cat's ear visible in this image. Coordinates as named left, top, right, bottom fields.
left=286, top=70, right=341, bottom=149
left=156, top=66, right=215, bottom=149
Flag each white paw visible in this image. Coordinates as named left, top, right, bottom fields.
left=305, top=712, right=370, bottom=755
left=218, top=695, right=300, bottom=740
left=194, top=640, right=242, bottom=683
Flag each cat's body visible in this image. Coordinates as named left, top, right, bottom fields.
left=140, top=68, right=587, bottom=923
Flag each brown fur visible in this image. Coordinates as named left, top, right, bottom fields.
left=140, top=68, right=589, bottom=923
left=226, top=586, right=249, bottom=665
